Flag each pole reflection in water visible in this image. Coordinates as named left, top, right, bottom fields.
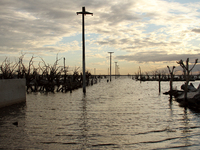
left=80, top=95, right=88, bottom=149
left=181, top=108, right=191, bottom=147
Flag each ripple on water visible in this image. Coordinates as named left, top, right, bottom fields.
left=1, top=78, right=200, bottom=149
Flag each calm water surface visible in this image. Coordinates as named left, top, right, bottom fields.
left=1, top=77, right=200, bottom=149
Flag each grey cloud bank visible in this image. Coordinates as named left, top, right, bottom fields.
left=1, top=0, right=200, bottom=74
left=115, top=52, right=200, bottom=63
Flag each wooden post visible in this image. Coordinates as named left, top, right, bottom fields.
left=139, top=66, right=142, bottom=83
left=77, top=7, right=93, bottom=94
left=159, top=74, right=161, bottom=94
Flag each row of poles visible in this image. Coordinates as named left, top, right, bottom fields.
left=77, top=7, right=116, bottom=94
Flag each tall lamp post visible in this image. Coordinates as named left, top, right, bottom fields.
left=115, top=62, right=117, bottom=79
left=77, top=7, right=93, bottom=94
left=108, top=52, right=114, bottom=82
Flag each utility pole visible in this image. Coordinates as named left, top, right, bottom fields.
left=115, top=62, right=117, bottom=79
left=64, top=57, right=66, bottom=82
left=117, top=65, right=119, bottom=76
left=108, top=52, right=114, bottom=82
left=77, top=7, right=93, bottom=94
left=63, top=57, right=67, bottom=92
left=94, top=68, right=96, bottom=75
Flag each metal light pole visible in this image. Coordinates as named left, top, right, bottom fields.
left=108, top=52, right=114, bottom=82
left=94, top=68, right=96, bottom=75
left=115, top=62, right=117, bottom=79
left=77, top=7, right=93, bottom=94
left=117, top=65, right=120, bottom=76
left=64, top=57, right=66, bottom=82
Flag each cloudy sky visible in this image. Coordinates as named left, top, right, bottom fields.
left=1, top=0, right=200, bottom=75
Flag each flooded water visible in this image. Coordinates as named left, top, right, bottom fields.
left=1, top=77, right=200, bottom=149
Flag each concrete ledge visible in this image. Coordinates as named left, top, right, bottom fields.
left=0, top=79, right=26, bottom=108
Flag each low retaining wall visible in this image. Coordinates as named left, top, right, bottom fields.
left=0, top=79, right=26, bottom=108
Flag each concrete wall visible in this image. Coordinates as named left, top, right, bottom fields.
left=0, top=79, right=26, bottom=108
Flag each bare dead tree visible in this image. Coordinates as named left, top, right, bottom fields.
left=17, top=54, right=26, bottom=78
left=167, top=66, right=176, bottom=100
left=0, top=54, right=92, bottom=93
left=177, top=58, right=198, bottom=102
left=0, top=58, right=18, bottom=79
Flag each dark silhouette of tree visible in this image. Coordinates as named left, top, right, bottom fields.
left=177, top=58, right=198, bottom=102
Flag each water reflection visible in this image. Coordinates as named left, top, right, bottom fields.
left=1, top=78, right=200, bottom=149
left=0, top=102, right=29, bottom=149
left=0, top=102, right=26, bottom=127
left=80, top=95, right=88, bottom=149
left=168, top=101, right=174, bottom=130
left=181, top=108, right=191, bottom=147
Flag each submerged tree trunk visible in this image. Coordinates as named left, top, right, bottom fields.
left=169, top=75, right=173, bottom=100
left=167, top=66, right=175, bottom=101
left=184, top=72, right=190, bottom=102
left=177, top=58, right=198, bottom=105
